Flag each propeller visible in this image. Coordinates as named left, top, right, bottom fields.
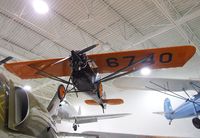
left=71, top=50, right=82, bottom=61
left=77, top=44, right=98, bottom=54
left=0, top=56, right=13, bottom=65
left=52, top=44, right=98, bottom=66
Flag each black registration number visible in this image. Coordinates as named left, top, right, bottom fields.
left=106, top=53, right=173, bottom=67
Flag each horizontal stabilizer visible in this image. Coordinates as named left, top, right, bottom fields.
left=85, top=99, right=124, bottom=105
left=152, top=111, right=165, bottom=115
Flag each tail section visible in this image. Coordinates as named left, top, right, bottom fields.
left=164, top=98, right=173, bottom=120
left=47, top=92, right=60, bottom=115
left=85, top=99, right=124, bottom=105
left=78, top=106, right=81, bottom=115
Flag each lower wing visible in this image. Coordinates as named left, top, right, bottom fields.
left=67, top=113, right=131, bottom=124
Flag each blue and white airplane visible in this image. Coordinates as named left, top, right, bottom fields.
left=164, top=94, right=200, bottom=129
left=113, top=76, right=200, bottom=129
left=144, top=78, right=200, bottom=129
left=113, top=77, right=200, bottom=129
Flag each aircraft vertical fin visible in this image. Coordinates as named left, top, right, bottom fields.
left=164, top=98, right=173, bottom=120
left=78, top=106, right=81, bottom=116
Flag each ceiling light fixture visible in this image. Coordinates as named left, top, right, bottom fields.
left=23, top=85, right=32, bottom=91
left=32, top=0, right=49, bottom=14
left=140, top=67, right=151, bottom=76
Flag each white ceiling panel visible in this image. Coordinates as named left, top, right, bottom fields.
left=187, top=16, right=200, bottom=41
left=169, top=0, right=200, bottom=17
left=151, top=28, right=189, bottom=47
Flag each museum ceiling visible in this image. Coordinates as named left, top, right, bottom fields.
left=0, top=0, right=200, bottom=104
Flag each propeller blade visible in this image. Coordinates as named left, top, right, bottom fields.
left=78, top=44, right=98, bottom=54
left=52, top=57, right=68, bottom=66
left=49, top=44, right=98, bottom=65
left=36, top=44, right=98, bottom=68
left=0, top=56, right=13, bottom=65
left=71, top=50, right=82, bottom=61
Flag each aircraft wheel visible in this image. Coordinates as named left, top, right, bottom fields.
left=73, top=124, right=78, bottom=131
left=57, top=84, right=66, bottom=101
left=192, top=117, right=200, bottom=129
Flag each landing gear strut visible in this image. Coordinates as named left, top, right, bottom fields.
left=100, top=103, right=106, bottom=113
left=192, top=117, right=200, bottom=129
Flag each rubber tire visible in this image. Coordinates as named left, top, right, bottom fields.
left=192, top=117, right=200, bottom=129
left=73, top=124, right=77, bottom=131
left=57, top=84, right=66, bottom=101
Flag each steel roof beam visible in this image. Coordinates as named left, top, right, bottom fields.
left=152, top=0, right=200, bottom=54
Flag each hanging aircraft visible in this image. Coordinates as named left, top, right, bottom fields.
left=144, top=78, right=200, bottom=129
left=47, top=87, right=130, bottom=131
left=0, top=72, right=104, bottom=137
left=0, top=57, right=130, bottom=138
left=164, top=95, right=200, bottom=129
left=4, top=45, right=196, bottom=112
left=0, top=67, right=130, bottom=138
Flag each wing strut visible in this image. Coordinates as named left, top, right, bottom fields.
left=190, top=82, right=200, bottom=93
left=29, top=64, right=72, bottom=85
left=145, top=81, right=200, bottom=107
left=99, top=54, right=153, bottom=82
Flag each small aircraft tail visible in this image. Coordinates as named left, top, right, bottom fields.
left=47, top=92, right=60, bottom=115
left=47, top=84, right=67, bottom=115
left=85, top=99, right=124, bottom=105
left=78, top=106, right=81, bottom=115
left=164, top=98, right=173, bottom=120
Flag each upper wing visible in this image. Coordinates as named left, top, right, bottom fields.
left=67, top=113, right=131, bottom=124
left=4, top=58, right=71, bottom=79
left=4, top=45, right=195, bottom=79
left=88, top=45, right=196, bottom=73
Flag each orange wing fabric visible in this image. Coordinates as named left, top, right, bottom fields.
left=4, top=45, right=195, bottom=79
left=4, top=58, right=71, bottom=79
left=85, top=99, right=124, bottom=105
left=88, top=45, right=196, bottom=73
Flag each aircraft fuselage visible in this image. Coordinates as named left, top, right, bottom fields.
left=72, top=64, right=98, bottom=92
left=70, top=53, right=101, bottom=98
left=168, top=93, right=200, bottom=119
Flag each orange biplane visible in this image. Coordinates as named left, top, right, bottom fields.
left=4, top=45, right=196, bottom=112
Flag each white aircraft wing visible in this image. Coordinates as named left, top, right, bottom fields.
left=66, top=113, right=131, bottom=124
left=57, top=131, right=99, bottom=138
left=113, top=77, right=200, bottom=91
